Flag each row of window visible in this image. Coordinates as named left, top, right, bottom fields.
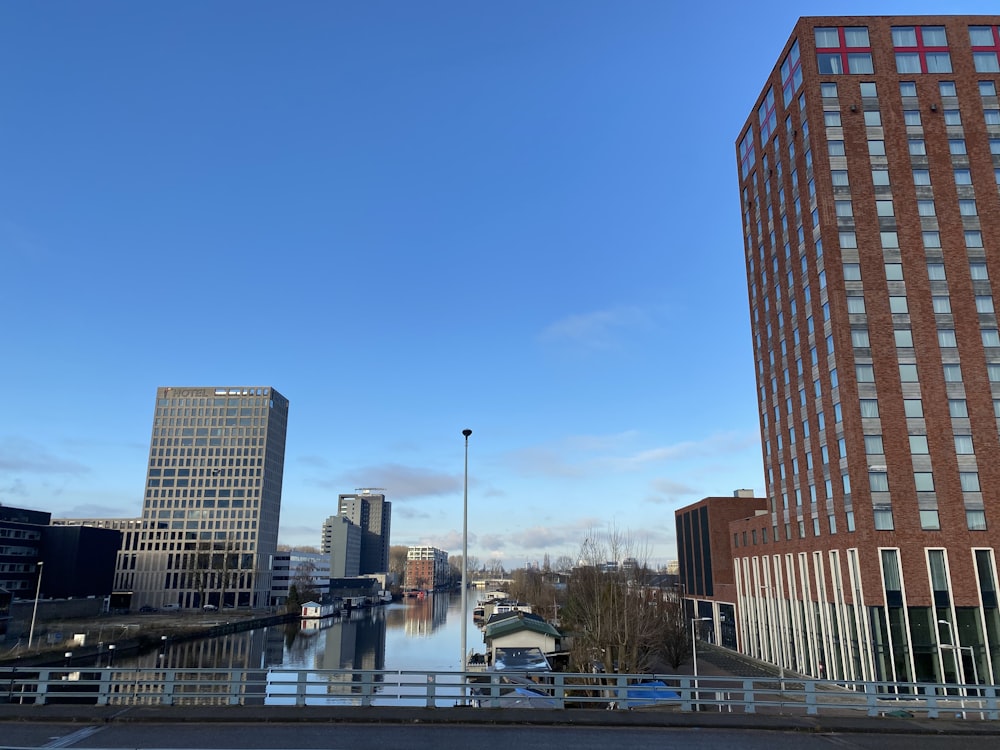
left=815, top=25, right=1000, bottom=75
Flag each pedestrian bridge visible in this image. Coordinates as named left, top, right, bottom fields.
left=2, top=666, right=997, bottom=720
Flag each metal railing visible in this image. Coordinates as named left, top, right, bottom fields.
left=2, top=666, right=997, bottom=719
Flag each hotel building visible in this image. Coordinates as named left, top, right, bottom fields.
left=733, top=16, right=1000, bottom=687
left=127, top=386, right=289, bottom=609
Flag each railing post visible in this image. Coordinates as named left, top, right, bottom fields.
left=296, top=670, right=308, bottom=707
left=805, top=679, right=817, bottom=715
left=229, top=669, right=241, bottom=706
left=864, top=681, right=878, bottom=717
left=425, top=673, right=436, bottom=708
left=35, top=669, right=50, bottom=706
left=680, top=676, right=693, bottom=712
left=162, top=669, right=175, bottom=706
left=743, top=678, right=755, bottom=714
left=361, top=670, right=373, bottom=707
left=553, top=673, right=565, bottom=710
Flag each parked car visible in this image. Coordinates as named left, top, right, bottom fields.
left=139, top=605, right=158, bottom=613
left=202, top=604, right=218, bottom=611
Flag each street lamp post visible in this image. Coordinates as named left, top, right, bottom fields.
left=938, top=619, right=967, bottom=696
left=27, top=561, right=44, bottom=651
left=107, top=644, right=116, bottom=668
left=461, top=429, right=472, bottom=681
left=691, top=616, right=712, bottom=707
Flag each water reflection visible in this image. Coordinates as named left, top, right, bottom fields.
left=105, top=592, right=472, bottom=676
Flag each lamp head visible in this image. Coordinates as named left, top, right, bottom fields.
left=462, top=429, right=472, bottom=438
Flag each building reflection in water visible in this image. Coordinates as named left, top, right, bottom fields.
left=398, top=593, right=449, bottom=636
left=87, top=595, right=461, bottom=706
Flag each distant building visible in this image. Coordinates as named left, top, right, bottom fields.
left=0, top=506, right=49, bottom=597
left=271, top=550, right=331, bottom=605
left=337, top=490, right=391, bottom=574
left=128, top=386, right=290, bottom=609
left=405, top=546, right=449, bottom=591
left=321, top=515, right=361, bottom=578
left=674, top=493, right=768, bottom=649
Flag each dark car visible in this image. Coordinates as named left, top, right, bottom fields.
left=139, top=605, right=157, bottom=613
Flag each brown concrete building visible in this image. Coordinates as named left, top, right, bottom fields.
left=675, top=492, right=768, bottom=649
left=736, top=16, right=1000, bottom=687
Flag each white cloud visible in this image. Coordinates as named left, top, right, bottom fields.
left=312, top=463, right=462, bottom=499
left=0, top=437, right=90, bottom=475
left=538, top=306, right=650, bottom=350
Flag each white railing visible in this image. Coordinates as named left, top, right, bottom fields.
left=1, top=667, right=997, bottom=719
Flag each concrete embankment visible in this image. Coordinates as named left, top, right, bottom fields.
left=1, top=610, right=295, bottom=668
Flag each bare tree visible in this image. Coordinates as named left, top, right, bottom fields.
left=553, top=555, right=576, bottom=573
left=561, top=527, right=685, bottom=674
left=507, top=566, right=560, bottom=622
left=290, top=559, right=320, bottom=603
left=389, top=545, right=409, bottom=581
left=486, top=558, right=506, bottom=579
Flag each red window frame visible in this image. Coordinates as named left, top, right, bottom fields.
left=970, top=25, right=1000, bottom=64
left=816, top=27, right=871, bottom=74
left=892, top=26, right=951, bottom=73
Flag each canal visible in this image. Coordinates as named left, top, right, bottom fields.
left=99, top=593, right=475, bottom=678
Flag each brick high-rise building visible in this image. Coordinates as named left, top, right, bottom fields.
left=733, top=16, right=1000, bottom=688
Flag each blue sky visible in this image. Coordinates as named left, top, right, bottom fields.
left=3, top=1, right=994, bottom=569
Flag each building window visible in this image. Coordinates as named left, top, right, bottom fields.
left=758, top=86, right=777, bottom=141
left=868, top=140, right=886, bottom=156
left=895, top=329, right=913, bottom=347
left=782, top=40, right=803, bottom=103
left=982, top=329, right=1000, bottom=347
left=899, top=363, right=919, bottom=382
left=873, top=506, right=895, bottom=530
left=970, top=26, right=1000, bottom=72
left=949, top=139, right=967, bottom=155
left=913, top=169, right=931, bottom=185
left=828, top=140, right=846, bottom=156
left=960, top=199, right=978, bottom=216
left=914, top=471, right=935, bottom=491
left=892, top=26, right=952, bottom=73
left=890, top=296, right=909, bottom=313
left=869, top=471, right=889, bottom=492
left=864, top=435, right=884, bottom=454
left=971, top=262, right=989, bottom=280
left=955, top=168, right=972, bottom=184
left=864, top=110, right=882, bottom=126
left=943, top=364, right=963, bottom=382
left=955, top=435, right=974, bottom=454
left=910, top=435, right=930, bottom=454
left=856, top=364, right=875, bottom=382
left=921, top=510, right=941, bottom=531
left=872, top=168, right=890, bottom=185
left=909, top=139, right=927, bottom=156
left=816, top=26, right=873, bottom=74
left=917, top=199, right=935, bottom=216
left=968, top=510, right=988, bottom=531
left=977, top=296, right=995, bottom=313
left=904, top=399, right=924, bottom=417
left=932, top=296, right=952, bottom=313
left=961, top=472, right=981, bottom=492
left=949, top=399, right=968, bottom=417
left=739, top=128, right=756, bottom=180
left=860, top=399, right=879, bottom=417
left=944, top=109, right=962, bottom=126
